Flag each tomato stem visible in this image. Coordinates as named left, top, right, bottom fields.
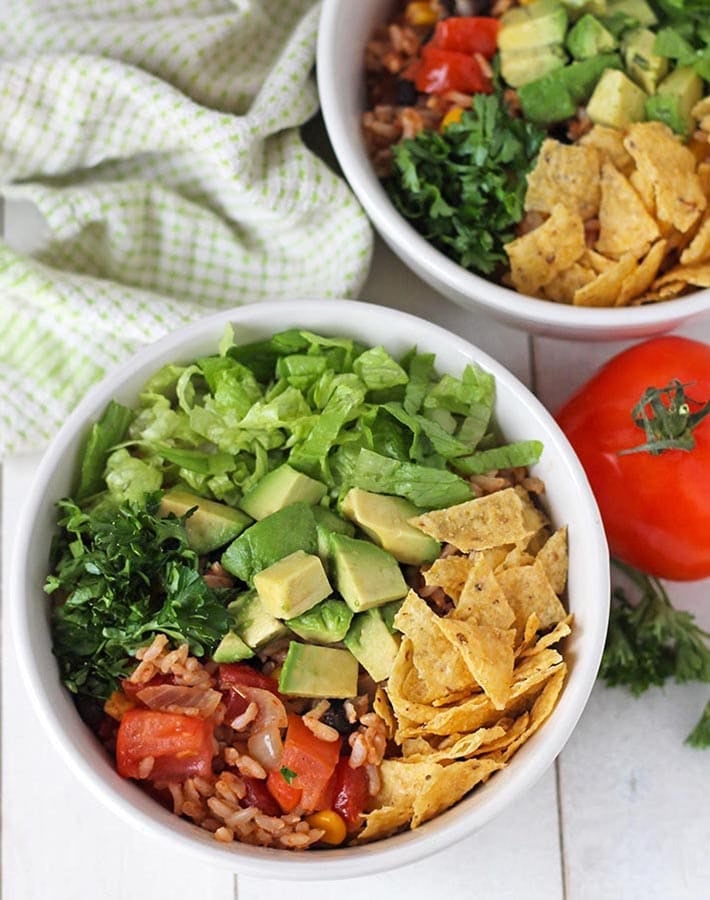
left=619, top=380, right=710, bottom=456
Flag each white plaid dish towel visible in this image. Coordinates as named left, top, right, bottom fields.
left=0, top=0, right=373, bottom=457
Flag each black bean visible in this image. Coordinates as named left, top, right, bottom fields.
left=394, top=78, right=418, bottom=107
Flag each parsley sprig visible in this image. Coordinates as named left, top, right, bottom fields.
left=45, top=493, right=230, bottom=701
left=386, top=93, right=544, bottom=276
left=600, top=560, right=710, bottom=747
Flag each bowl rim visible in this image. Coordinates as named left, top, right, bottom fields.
left=316, top=0, right=710, bottom=337
left=10, top=299, right=609, bottom=879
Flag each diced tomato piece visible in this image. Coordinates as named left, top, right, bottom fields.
left=269, top=714, right=342, bottom=814
left=116, top=708, right=214, bottom=782
left=218, top=663, right=281, bottom=697
left=242, top=775, right=282, bottom=817
left=266, top=768, right=303, bottom=814
left=413, top=45, right=493, bottom=96
left=332, top=757, right=369, bottom=830
left=430, top=17, right=500, bottom=58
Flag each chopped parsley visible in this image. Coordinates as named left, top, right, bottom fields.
left=385, top=93, right=545, bottom=276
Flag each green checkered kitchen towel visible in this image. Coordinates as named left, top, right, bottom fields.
left=0, top=0, right=373, bottom=458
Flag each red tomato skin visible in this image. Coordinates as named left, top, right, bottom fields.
left=266, top=768, right=302, bottom=813
left=555, top=336, right=710, bottom=581
left=332, top=757, right=369, bottom=829
left=241, top=775, right=282, bottom=817
left=116, top=708, right=214, bottom=782
left=275, top=714, right=342, bottom=814
left=414, top=46, right=492, bottom=95
left=431, top=17, right=500, bottom=58
left=218, top=663, right=281, bottom=694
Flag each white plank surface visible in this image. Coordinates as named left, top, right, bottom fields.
left=3, top=209, right=710, bottom=900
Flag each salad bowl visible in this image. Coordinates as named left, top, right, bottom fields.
left=317, top=0, right=710, bottom=340
left=10, top=299, right=609, bottom=878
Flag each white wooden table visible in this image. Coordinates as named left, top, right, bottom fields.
left=2, top=194, right=709, bottom=900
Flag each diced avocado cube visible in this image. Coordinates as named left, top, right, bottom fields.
left=560, top=0, right=607, bottom=17
left=622, top=27, right=669, bottom=95
left=500, top=45, right=568, bottom=88
left=213, top=630, right=255, bottom=664
left=560, top=52, right=622, bottom=104
left=227, top=589, right=289, bottom=649
left=239, top=463, right=327, bottom=521
left=254, top=550, right=331, bottom=619
left=605, top=0, right=657, bottom=27
left=341, top=488, right=440, bottom=565
left=344, top=608, right=401, bottom=683
left=159, top=488, right=251, bottom=555
left=567, top=14, right=617, bottom=59
left=330, top=533, right=408, bottom=613
left=286, top=598, right=353, bottom=644
left=498, top=0, right=569, bottom=51
left=311, top=505, right=355, bottom=559
left=518, top=53, right=621, bottom=124
left=220, top=501, right=318, bottom=584
left=278, top=642, right=359, bottom=698
left=586, top=68, right=647, bottom=128
left=645, top=66, right=704, bottom=139
left=518, top=75, right=577, bottom=125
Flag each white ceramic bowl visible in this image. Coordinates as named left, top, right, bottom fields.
left=11, top=299, right=609, bottom=879
left=317, top=0, right=710, bottom=341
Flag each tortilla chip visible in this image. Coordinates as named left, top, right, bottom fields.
left=582, top=248, right=616, bottom=274
left=519, top=617, right=572, bottom=659
left=496, top=560, right=567, bottom=635
left=423, top=555, right=474, bottom=602
left=692, top=97, right=710, bottom=133
left=541, top=263, right=597, bottom=304
left=617, top=239, right=668, bottom=306
left=624, top=122, right=706, bottom=233
left=373, top=685, right=397, bottom=740
left=655, top=261, right=710, bottom=289
left=453, top=553, right=516, bottom=629
left=436, top=617, right=516, bottom=710
left=681, top=212, right=710, bottom=266
left=524, top=138, right=601, bottom=220
left=411, top=757, right=503, bottom=828
left=535, top=527, right=568, bottom=595
left=410, top=487, right=541, bottom=552
left=641, top=280, right=689, bottom=303
left=572, top=251, right=638, bottom=307
left=355, top=804, right=412, bottom=843
left=580, top=125, right=634, bottom=175
left=402, top=725, right=506, bottom=763
left=506, top=203, right=587, bottom=295
left=498, top=665, right=567, bottom=762
left=629, top=167, right=657, bottom=217
left=595, top=161, right=661, bottom=259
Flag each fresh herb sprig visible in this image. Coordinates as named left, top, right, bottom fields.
left=386, top=93, right=544, bottom=276
left=600, top=560, right=710, bottom=747
left=45, top=493, right=230, bottom=701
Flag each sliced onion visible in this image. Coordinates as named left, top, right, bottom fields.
left=136, top=684, right=222, bottom=717
left=237, top=686, right=288, bottom=731
left=247, top=725, right=284, bottom=772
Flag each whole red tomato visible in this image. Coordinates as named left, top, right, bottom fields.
left=556, top=336, right=710, bottom=582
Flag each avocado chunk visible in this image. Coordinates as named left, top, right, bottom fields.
left=645, top=66, right=704, bottom=139
left=330, top=533, right=408, bottom=613
left=344, top=608, right=401, bottom=683
left=213, top=630, right=255, bottom=663
left=498, top=0, right=568, bottom=51
left=567, top=14, right=617, bottom=59
left=221, top=501, right=318, bottom=584
left=605, top=0, right=657, bottom=27
left=518, top=52, right=621, bottom=124
left=341, top=488, right=440, bottom=565
left=622, top=28, right=669, bottom=94
left=239, top=464, right=327, bottom=521
left=278, top=642, right=359, bottom=698
left=311, top=504, right=355, bottom=559
left=287, top=598, right=353, bottom=644
left=227, top=589, right=289, bottom=649
left=501, top=45, right=568, bottom=88
left=559, top=0, right=607, bottom=16
left=160, top=488, right=251, bottom=555
left=586, top=67, right=647, bottom=128
left=254, top=550, right=331, bottom=619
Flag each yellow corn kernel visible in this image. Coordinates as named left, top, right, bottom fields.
left=405, top=2, right=439, bottom=27
left=306, top=809, right=348, bottom=845
left=104, top=689, right=135, bottom=721
left=440, top=106, right=464, bottom=131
